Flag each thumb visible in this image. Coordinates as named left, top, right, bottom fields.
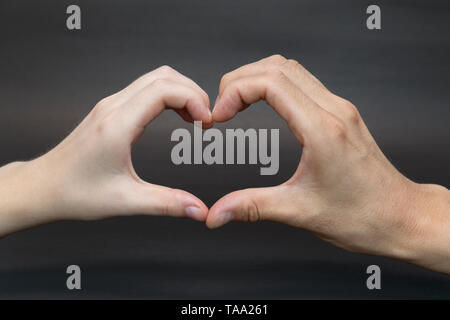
left=206, top=185, right=295, bottom=228
left=129, top=182, right=209, bottom=221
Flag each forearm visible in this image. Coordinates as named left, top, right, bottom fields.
left=0, top=159, right=56, bottom=237
left=392, top=183, right=450, bottom=274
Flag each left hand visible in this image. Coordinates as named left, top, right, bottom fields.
left=0, top=66, right=212, bottom=237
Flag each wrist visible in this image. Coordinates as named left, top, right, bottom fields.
left=386, top=181, right=450, bottom=273
left=0, top=158, right=59, bottom=237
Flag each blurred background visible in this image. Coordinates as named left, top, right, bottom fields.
left=0, top=0, right=449, bottom=299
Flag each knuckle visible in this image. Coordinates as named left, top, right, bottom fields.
left=93, top=97, right=112, bottom=114
left=219, top=72, right=232, bottom=93
left=268, top=54, right=287, bottom=64
left=341, top=99, right=360, bottom=123
left=246, top=198, right=261, bottom=223
left=265, top=69, right=287, bottom=86
left=162, top=201, right=170, bottom=217
left=220, top=72, right=232, bottom=86
left=156, top=65, right=175, bottom=76
left=95, top=110, right=118, bottom=135
left=286, top=58, right=301, bottom=69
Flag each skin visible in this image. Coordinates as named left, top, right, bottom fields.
left=0, top=66, right=212, bottom=237
left=0, top=57, right=449, bottom=275
left=207, top=55, right=450, bottom=275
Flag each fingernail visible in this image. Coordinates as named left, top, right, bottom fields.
left=185, top=206, right=205, bottom=221
left=215, top=211, right=233, bottom=228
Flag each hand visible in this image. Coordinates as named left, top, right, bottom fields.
left=0, top=66, right=212, bottom=237
left=207, top=55, right=450, bottom=274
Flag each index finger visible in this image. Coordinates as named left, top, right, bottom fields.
left=213, top=70, right=327, bottom=145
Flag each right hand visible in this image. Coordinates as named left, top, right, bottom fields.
left=207, top=55, right=450, bottom=274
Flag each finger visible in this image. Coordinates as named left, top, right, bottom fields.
left=206, top=185, right=298, bottom=228
left=129, top=181, right=208, bottom=221
left=119, top=79, right=212, bottom=135
left=218, top=55, right=347, bottom=119
left=212, top=70, right=327, bottom=145
left=219, top=55, right=326, bottom=95
left=174, top=108, right=194, bottom=123
left=112, top=66, right=210, bottom=111
left=172, top=109, right=213, bottom=129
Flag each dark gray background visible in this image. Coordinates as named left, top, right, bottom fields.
left=0, top=0, right=449, bottom=299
